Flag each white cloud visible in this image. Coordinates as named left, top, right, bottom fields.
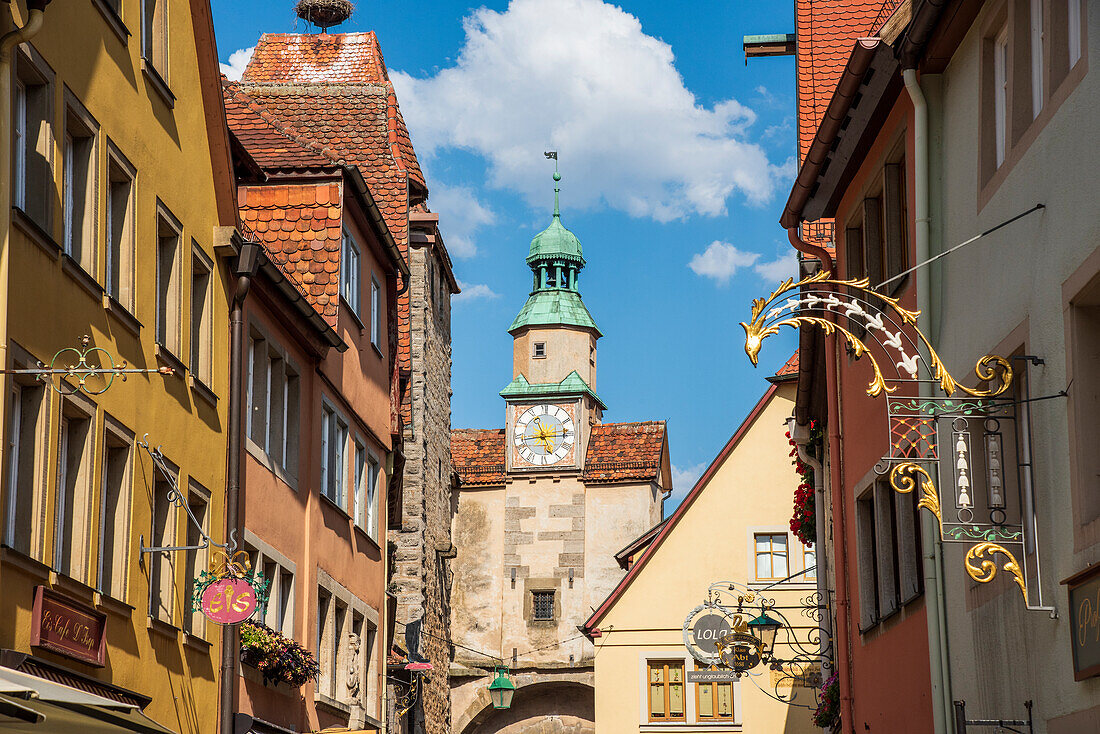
left=392, top=0, right=783, bottom=222
left=672, top=462, right=707, bottom=494
left=753, top=252, right=799, bottom=282
left=427, top=183, right=496, bottom=258
left=688, top=241, right=760, bottom=284
left=453, top=280, right=500, bottom=304
left=220, top=46, right=255, bottom=81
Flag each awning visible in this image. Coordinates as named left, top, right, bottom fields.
left=0, top=667, right=175, bottom=733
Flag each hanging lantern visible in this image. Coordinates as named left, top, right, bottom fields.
left=747, top=611, right=783, bottom=660
left=488, top=667, right=516, bottom=710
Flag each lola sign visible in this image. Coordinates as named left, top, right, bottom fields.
left=200, top=577, right=259, bottom=624
left=683, top=605, right=748, bottom=666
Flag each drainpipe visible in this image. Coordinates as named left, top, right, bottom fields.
left=903, top=67, right=953, bottom=734
left=788, top=228, right=854, bottom=731
left=220, top=242, right=261, bottom=734
left=0, top=0, right=49, bottom=511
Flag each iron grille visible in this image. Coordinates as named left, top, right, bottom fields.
left=532, top=590, right=555, bottom=621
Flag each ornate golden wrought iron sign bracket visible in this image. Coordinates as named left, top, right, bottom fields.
left=742, top=271, right=1051, bottom=612
left=0, top=335, right=173, bottom=395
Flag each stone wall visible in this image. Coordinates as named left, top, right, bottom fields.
left=393, top=230, right=455, bottom=734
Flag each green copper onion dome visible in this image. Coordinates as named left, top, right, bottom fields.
left=509, top=171, right=600, bottom=335
left=527, top=172, right=585, bottom=265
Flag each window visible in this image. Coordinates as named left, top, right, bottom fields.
left=1068, top=271, right=1100, bottom=534
left=321, top=402, right=349, bottom=509
left=882, top=161, right=907, bottom=291
left=13, top=50, right=53, bottom=230
left=1068, top=0, right=1082, bottom=67
left=184, top=483, right=209, bottom=637
left=247, top=331, right=300, bottom=478
left=366, top=454, right=379, bottom=539
left=857, top=479, right=922, bottom=632
left=1030, top=0, right=1045, bottom=119
left=341, top=228, right=361, bottom=315
left=533, top=342, right=546, bottom=358
left=190, top=245, right=213, bottom=386
left=62, top=101, right=98, bottom=272
left=532, top=590, right=555, bottom=621
left=804, top=543, right=817, bottom=581
left=316, top=589, right=333, bottom=697
left=97, top=422, right=132, bottom=600
left=695, top=663, right=734, bottom=720
left=754, top=533, right=788, bottom=581
left=106, top=145, right=136, bottom=309
left=150, top=461, right=178, bottom=623
left=647, top=660, right=685, bottom=722
left=314, top=573, right=374, bottom=708
left=242, top=535, right=295, bottom=636
left=994, top=24, right=1009, bottom=167
left=54, top=396, right=94, bottom=582
left=142, top=0, right=169, bottom=79
left=4, top=373, right=47, bottom=558
left=370, top=275, right=382, bottom=351
left=156, top=206, right=182, bottom=355
left=353, top=440, right=379, bottom=538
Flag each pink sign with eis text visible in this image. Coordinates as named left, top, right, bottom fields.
left=200, top=577, right=258, bottom=624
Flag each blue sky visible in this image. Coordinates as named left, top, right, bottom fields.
left=213, top=0, right=799, bottom=505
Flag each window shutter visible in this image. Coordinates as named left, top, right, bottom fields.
left=874, top=480, right=899, bottom=618
left=883, top=163, right=906, bottom=291
left=856, top=493, right=878, bottom=632
left=862, top=197, right=884, bottom=287
left=895, top=483, right=923, bottom=604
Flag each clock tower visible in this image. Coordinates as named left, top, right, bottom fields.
left=502, top=172, right=604, bottom=473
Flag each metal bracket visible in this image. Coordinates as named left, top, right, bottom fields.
left=0, top=335, right=173, bottom=395
left=137, top=434, right=234, bottom=559
left=953, top=700, right=1033, bottom=734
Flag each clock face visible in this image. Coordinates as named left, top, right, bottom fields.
left=513, top=404, right=577, bottom=467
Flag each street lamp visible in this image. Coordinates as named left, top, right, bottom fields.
left=488, top=667, right=515, bottom=710
left=748, top=611, right=782, bottom=660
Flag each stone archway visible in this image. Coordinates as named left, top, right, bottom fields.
left=454, top=677, right=594, bottom=734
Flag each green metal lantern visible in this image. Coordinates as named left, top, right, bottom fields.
left=747, top=611, right=783, bottom=659
left=488, top=666, right=516, bottom=710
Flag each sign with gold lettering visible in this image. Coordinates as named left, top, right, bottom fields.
left=30, top=586, right=106, bottom=667
left=1064, top=564, right=1100, bottom=680
left=193, top=551, right=269, bottom=626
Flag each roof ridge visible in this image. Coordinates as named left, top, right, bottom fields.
left=222, top=76, right=344, bottom=167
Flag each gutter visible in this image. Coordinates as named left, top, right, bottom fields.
left=780, top=38, right=882, bottom=230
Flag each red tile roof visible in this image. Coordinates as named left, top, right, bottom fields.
left=582, top=421, right=666, bottom=483
left=795, top=1, right=886, bottom=164
left=451, top=429, right=507, bottom=486
left=238, top=182, right=344, bottom=327
left=450, top=422, right=667, bottom=486
left=775, top=351, right=799, bottom=378
left=222, top=78, right=338, bottom=170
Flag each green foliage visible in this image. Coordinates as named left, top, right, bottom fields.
left=240, top=620, right=320, bottom=688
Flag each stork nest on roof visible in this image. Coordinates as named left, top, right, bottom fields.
left=295, top=0, right=354, bottom=29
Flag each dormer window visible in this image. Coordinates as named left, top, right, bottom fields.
left=533, top=342, right=546, bottom=359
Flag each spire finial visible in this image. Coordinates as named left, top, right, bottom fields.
left=545, top=151, right=560, bottom=218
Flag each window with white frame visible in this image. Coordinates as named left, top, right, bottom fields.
left=13, top=49, right=53, bottom=230
left=156, top=205, right=183, bottom=355
left=341, top=228, right=361, bottom=316
left=149, top=459, right=178, bottom=624
left=242, top=535, right=296, bottom=637
left=321, top=401, right=349, bottom=510
left=754, top=533, right=788, bottom=581
left=803, top=543, right=817, bottom=581
left=62, top=99, right=98, bottom=272
left=353, top=442, right=379, bottom=539
left=97, top=419, right=133, bottom=600
left=54, top=395, right=95, bottom=583
left=247, top=330, right=300, bottom=479
left=4, top=368, right=48, bottom=559
left=106, top=144, right=136, bottom=309
left=370, top=275, right=382, bottom=351
left=191, top=245, right=214, bottom=387
left=184, top=482, right=209, bottom=637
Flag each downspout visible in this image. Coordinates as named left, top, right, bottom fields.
left=903, top=67, right=953, bottom=734
left=220, top=242, right=261, bottom=734
left=789, top=228, right=853, bottom=731
left=0, top=0, right=49, bottom=505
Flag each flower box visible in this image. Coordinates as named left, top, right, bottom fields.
left=240, top=620, right=320, bottom=688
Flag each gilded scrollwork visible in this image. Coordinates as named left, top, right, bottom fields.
left=889, top=462, right=943, bottom=536
left=964, top=542, right=1027, bottom=602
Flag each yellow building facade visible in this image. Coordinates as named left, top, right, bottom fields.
left=583, top=375, right=820, bottom=734
left=0, top=0, right=239, bottom=731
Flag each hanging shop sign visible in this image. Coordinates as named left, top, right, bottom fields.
left=1062, top=564, right=1100, bottom=680
left=193, top=552, right=270, bottom=625
left=683, top=604, right=740, bottom=666
left=718, top=631, right=763, bottom=673
left=30, top=586, right=106, bottom=666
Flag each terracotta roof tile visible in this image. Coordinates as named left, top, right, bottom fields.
left=582, top=421, right=666, bottom=483
left=222, top=78, right=338, bottom=170
left=775, top=351, right=799, bottom=377
left=451, top=429, right=507, bottom=486
left=239, top=181, right=344, bottom=327
left=450, top=422, right=666, bottom=486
